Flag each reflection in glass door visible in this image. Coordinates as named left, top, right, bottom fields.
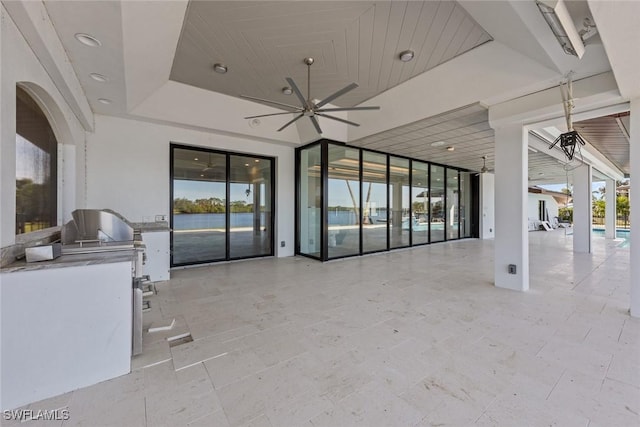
left=171, top=145, right=274, bottom=266
left=446, top=168, right=459, bottom=240
left=229, top=155, right=273, bottom=259
left=411, top=161, right=429, bottom=245
left=362, top=152, right=388, bottom=253
left=430, top=165, right=445, bottom=242
left=172, top=148, right=226, bottom=264
left=328, top=145, right=360, bottom=259
left=390, top=157, right=410, bottom=248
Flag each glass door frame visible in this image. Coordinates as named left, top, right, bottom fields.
left=295, top=139, right=478, bottom=262
left=170, top=143, right=276, bottom=267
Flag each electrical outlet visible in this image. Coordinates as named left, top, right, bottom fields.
left=280, top=241, right=285, bottom=247
left=508, top=264, right=517, bottom=274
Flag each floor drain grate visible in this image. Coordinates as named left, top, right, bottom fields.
left=167, top=332, right=193, bottom=348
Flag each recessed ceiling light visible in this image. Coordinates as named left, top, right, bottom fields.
left=282, top=87, right=293, bottom=95
left=431, top=141, right=445, bottom=147
left=447, top=146, right=455, bottom=151
left=97, top=98, right=111, bottom=105
left=255, top=159, right=260, bottom=163
left=89, top=73, right=108, bottom=82
left=399, top=50, right=415, bottom=62
left=194, top=157, right=199, bottom=161
left=200, top=174, right=204, bottom=177
left=244, top=163, right=249, bottom=167
left=213, top=63, right=228, bottom=74
left=75, top=33, right=101, bottom=47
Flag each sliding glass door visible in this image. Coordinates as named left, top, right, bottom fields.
left=295, top=140, right=478, bottom=261
left=171, top=145, right=274, bottom=266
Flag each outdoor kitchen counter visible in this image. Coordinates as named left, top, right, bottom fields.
left=1, top=251, right=134, bottom=410
left=0, top=248, right=139, bottom=273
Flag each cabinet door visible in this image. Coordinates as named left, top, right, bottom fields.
left=142, top=231, right=170, bottom=281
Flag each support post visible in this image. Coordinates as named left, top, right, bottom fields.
left=630, top=98, right=640, bottom=317
left=494, top=124, right=529, bottom=291
left=479, top=173, right=495, bottom=239
left=605, top=178, right=616, bottom=239
left=573, top=164, right=592, bottom=253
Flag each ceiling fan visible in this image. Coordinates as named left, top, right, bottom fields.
left=241, top=57, right=380, bottom=134
left=474, top=156, right=494, bottom=175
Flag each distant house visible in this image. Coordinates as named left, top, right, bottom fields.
left=527, top=186, right=572, bottom=231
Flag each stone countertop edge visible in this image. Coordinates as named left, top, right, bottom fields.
left=131, top=221, right=171, bottom=232
left=0, top=250, right=137, bottom=274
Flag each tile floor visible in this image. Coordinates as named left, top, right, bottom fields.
left=7, top=230, right=639, bottom=426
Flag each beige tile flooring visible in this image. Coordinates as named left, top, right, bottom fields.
left=8, top=230, right=639, bottom=426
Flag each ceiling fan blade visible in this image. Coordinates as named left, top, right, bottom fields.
left=316, top=112, right=360, bottom=127
left=309, top=116, right=322, bottom=134
left=316, top=106, right=380, bottom=112
left=244, top=111, right=300, bottom=119
left=315, top=82, right=358, bottom=108
left=277, top=113, right=304, bottom=132
left=239, top=94, right=302, bottom=111
left=285, top=77, right=308, bottom=108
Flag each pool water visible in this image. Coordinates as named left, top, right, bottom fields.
left=592, top=228, right=630, bottom=248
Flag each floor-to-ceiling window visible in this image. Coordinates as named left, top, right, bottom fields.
left=328, top=145, right=360, bottom=259
left=229, top=155, right=273, bottom=259
left=171, top=145, right=274, bottom=266
left=460, top=172, right=473, bottom=238
left=295, top=140, right=477, bottom=261
left=430, top=165, right=445, bottom=243
left=390, top=156, right=410, bottom=249
left=411, top=161, right=430, bottom=245
left=297, top=143, right=322, bottom=259
left=446, top=168, right=460, bottom=240
left=15, top=86, right=57, bottom=234
left=362, top=151, right=388, bottom=253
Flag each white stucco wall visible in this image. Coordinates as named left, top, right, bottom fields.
left=85, top=115, right=296, bottom=257
left=0, top=5, right=86, bottom=247
left=527, top=193, right=559, bottom=222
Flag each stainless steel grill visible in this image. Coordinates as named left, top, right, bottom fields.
left=61, top=209, right=146, bottom=355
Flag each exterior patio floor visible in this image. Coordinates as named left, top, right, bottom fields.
left=8, top=229, right=639, bottom=426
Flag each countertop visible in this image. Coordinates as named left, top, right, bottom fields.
left=0, top=249, right=138, bottom=274
left=131, top=221, right=171, bottom=232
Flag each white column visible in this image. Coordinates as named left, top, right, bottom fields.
left=605, top=178, right=616, bottom=239
left=479, top=173, right=495, bottom=239
left=630, top=98, right=640, bottom=317
left=573, top=164, right=593, bottom=253
left=494, top=124, right=528, bottom=291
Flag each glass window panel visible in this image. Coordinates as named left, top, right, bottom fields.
left=430, top=165, right=445, bottom=243
left=362, top=152, right=387, bottom=253
left=229, top=155, right=272, bottom=258
left=298, top=144, right=322, bottom=258
left=411, top=161, right=429, bottom=245
left=172, top=149, right=227, bottom=264
left=16, top=87, right=57, bottom=234
left=460, top=172, right=472, bottom=238
left=389, top=157, right=410, bottom=248
left=446, top=168, right=460, bottom=240
left=328, top=145, right=360, bottom=258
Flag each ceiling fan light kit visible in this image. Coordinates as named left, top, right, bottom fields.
left=241, top=57, right=380, bottom=134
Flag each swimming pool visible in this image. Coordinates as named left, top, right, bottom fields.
left=592, top=227, right=630, bottom=248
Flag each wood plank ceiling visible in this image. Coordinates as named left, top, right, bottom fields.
left=170, top=1, right=492, bottom=107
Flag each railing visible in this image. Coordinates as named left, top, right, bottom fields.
left=592, top=216, right=630, bottom=228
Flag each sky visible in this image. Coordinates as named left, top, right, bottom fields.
left=539, top=181, right=623, bottom=199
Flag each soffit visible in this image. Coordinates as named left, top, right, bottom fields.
left=573, top=113, right=630, bottom=175
left=170, top=1, right=492, bottom=108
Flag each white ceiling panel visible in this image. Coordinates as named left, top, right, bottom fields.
left=170, top=1, right=492, bottom=107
